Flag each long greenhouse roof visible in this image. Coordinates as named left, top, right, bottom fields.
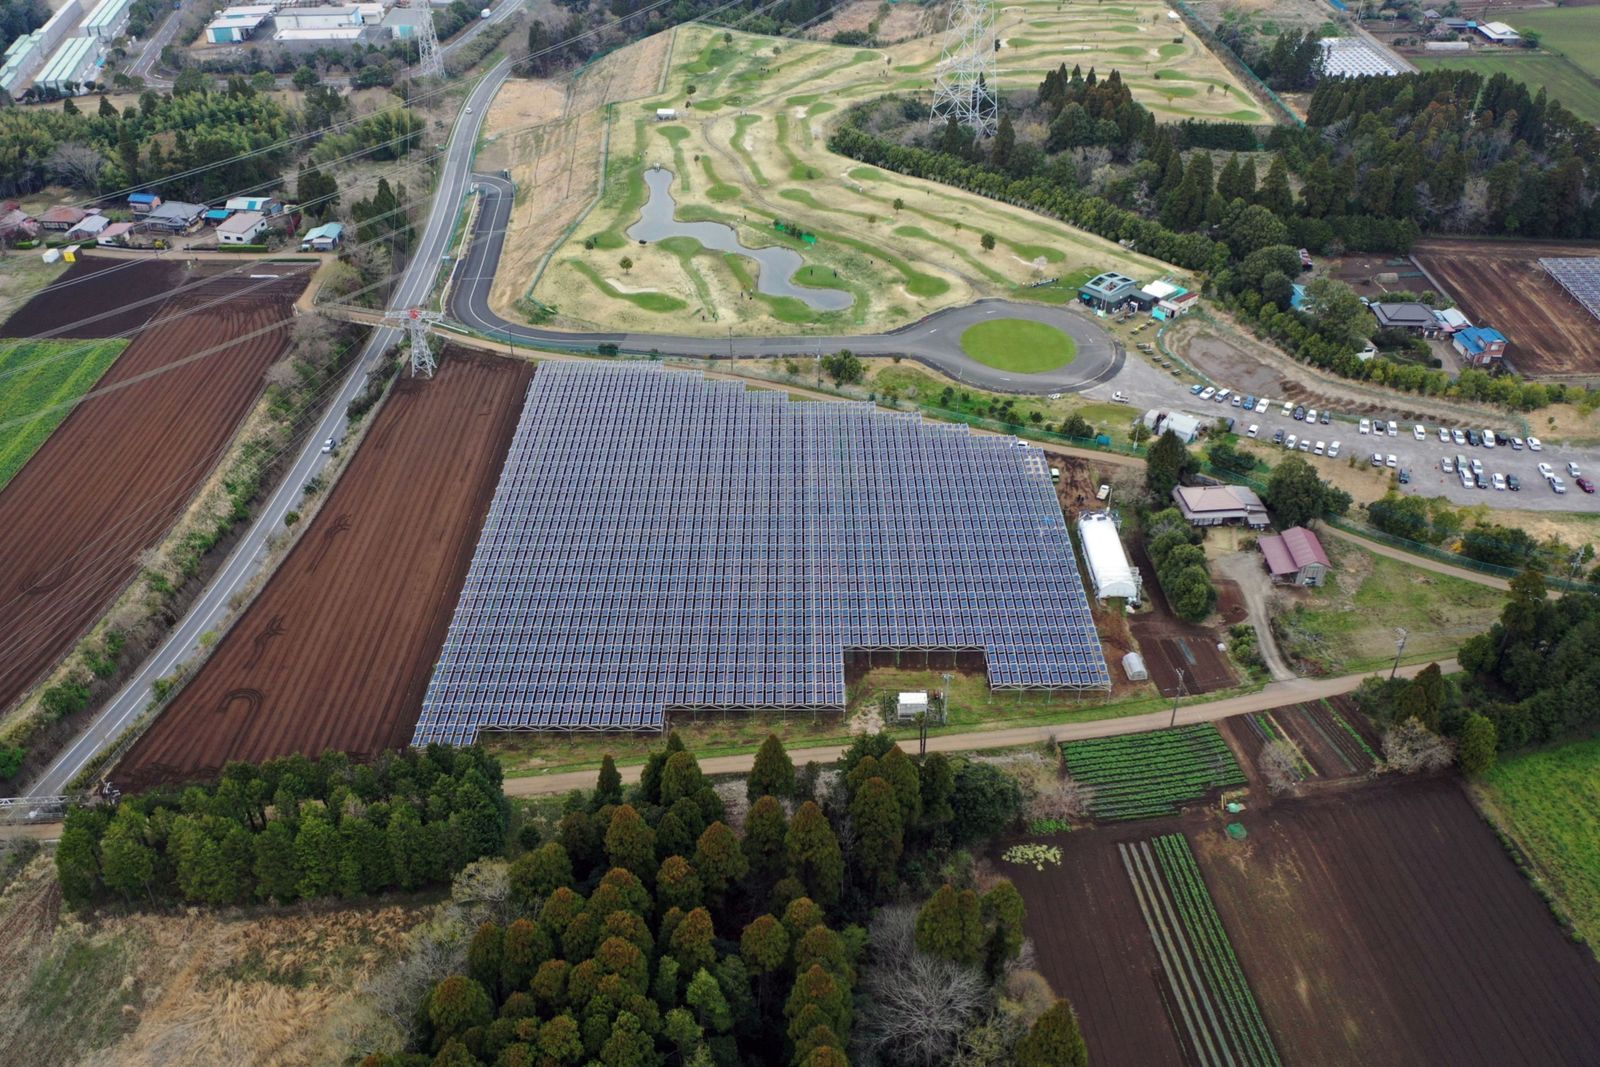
left=413, top=362, right=1109, bottom=744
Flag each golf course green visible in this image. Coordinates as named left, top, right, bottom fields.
left=958, top=319, right=1078, bottom=373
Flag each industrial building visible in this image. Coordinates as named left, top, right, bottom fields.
left=0, top=33, right=47, bottom=96
left=33, top=35, right=102, bottom=95
left=274, top=5, right=365, bottom=41
left=1317, top=37, right=1400, bottom=77
left=414, top=362, right=1109, bottom=743
left=35, top=0, right=84, bottom=55
left=205, top=5, right=276, bottom=43
left=82, top=0, right=132, bottom=41
left=1076, top=511, right=1141, bottom=603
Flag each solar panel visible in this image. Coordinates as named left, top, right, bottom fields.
left=412, top=362, right=1110, bottom=744
left=1540, top=258, right=1600, bottom=324
left=1317, top=38, right=1400, bottom=78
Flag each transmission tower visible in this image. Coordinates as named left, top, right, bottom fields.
left=930, top=0, right=998, bottom=137
left=387, top=306, right=443, bottom=377
left=412, top=0, right=444, bottom=80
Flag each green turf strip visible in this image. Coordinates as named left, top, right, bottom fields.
left=0, top=337, right=130, bottom=491
left=959, top=319, right=1077, bottom=373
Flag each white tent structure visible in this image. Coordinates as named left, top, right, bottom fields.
left=1076, top=512, right=1141, bottom=602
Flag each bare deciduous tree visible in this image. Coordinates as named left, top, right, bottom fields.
left=1027, top=775, right=1096, bottom=821
left=47, top=142, right=106, bottom=188
left=857, top=906, right=991, bottom=1066
left=1381, top=720, right=1455, bottom=774
left=1259, top=740, right=1299, bottom=796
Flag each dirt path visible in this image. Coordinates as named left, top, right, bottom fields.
left=1321, top=523, right=1511, bottom=592
left=496, top=660, right=1451, bottom=797
left=1214, top=550, right=1296, bottom=682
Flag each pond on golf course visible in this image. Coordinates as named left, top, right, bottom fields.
left=626, top=166, right=853, bottom=312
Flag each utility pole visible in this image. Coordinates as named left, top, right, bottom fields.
left=1169, top=667, right=1184, bottom=728
left=1390, top=627, right=1409, bottom=680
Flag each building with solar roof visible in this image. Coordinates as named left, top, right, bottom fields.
left=413, top=362, right=1110, bottom=744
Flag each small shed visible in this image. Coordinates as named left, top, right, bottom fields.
left=1122, top=652, right=1148, bottom=682
left=97, top=220, right=133, bottom=246
left=1077, top=511, right=1142, bottom=603
left=128, top=191, right=160, bottom=214
left=896, top=691, right=928, bottom=722
left=1258, top=526, right=1331, bottom=586
left=66, top=213, right=109, bottom=240
left=656, top=107, right=678, bottom=120
left=300, top=220, right=344, bottom=251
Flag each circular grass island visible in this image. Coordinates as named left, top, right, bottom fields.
left=959, top=318, right=1078, bottom=373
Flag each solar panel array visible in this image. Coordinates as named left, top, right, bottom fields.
left=1318, top=38, right=1400, bottom=78
left=413, top=362, right=1109, bottom=744
left=1540, top=258, right=1600, bottom=323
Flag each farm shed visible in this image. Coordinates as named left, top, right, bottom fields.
left=217, top=210, right=268, bottom=244
left=1476, top=21, right=1519, bottom=43
left=224, top=194, right=280, bottom=214
left=1077, top=511, right=1141, bottom=602
left=141, top=201, right=205, bottom=233
left=97, top=220, right=133, bottom=246
left=128, top=192, right=160, bottom=213
left=1172, top=485, right=1270, bottom=528
left=656, top=107, right=678, bottom=120
left=1258, top=526, right=1331, bottom=586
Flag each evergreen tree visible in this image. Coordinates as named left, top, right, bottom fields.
left=253, top=818, right=299, bottom=903
left=1458, top=714, right=1498, bottom=775
left=747, top=735, right=795, bottom=800
left=296, top=163, right=339, bottom=221
left=656, top=854, right=703, bottom=912
left=784, top=802, right=843, bottom=909
left=685, top=968, right=733, bottom=1033
left=427, top=975, right=495, bottom=1044
left=595, top=754, right=624, bottom=808
left=739, top=914, right=790, bottom=977
left=981, top=879, right=1026, bottom=975
left=669, top=907, right=717, bottom=977
left=915, top=884, right=984, bottom=965
left=640, top=732, right=686, bottom=806
left=991, top=112, right=1016, bottom=170
left=467, top=921, right=506, bottom=996
left=511, top=840, right=574, bottom=910
left=387, top=800, right=430, bottom=891
left=918, top=753, right=956, bottom=839
left=100, top=805, right=155, bottom=903
left=1015, top=999, right=1089, bottom=1067
left=692, top=822, right=748, bottom=907
left=294, top=808, right=342, bottom=899
left=742, top=795, right=790, bottom=883
left=503, top=918, right=552, bottom=994
left=660, top=751, right=706, bottom=807
left=1258, top=154, right=1294, bottom=217
left=1145, top=428, right=1197, bottom=500
left=605, top=805, right=658, bottom=883
left=879, top=746, right=922, bottom=826
left=848, top=777, right=903, bottom=897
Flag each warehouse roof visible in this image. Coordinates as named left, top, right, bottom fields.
left=1259, top=526, right=1330, bottom=578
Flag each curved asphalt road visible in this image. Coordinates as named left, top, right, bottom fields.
left=449, top=174, right=1124, bottom=395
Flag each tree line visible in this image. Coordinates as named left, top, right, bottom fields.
left=352, top=731, right=1084, bottom=1067
left=55, top=746, right=508, bottom=910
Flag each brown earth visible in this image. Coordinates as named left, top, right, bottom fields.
left=115, top=349, right=536, bottom=791
left=1412, top=238, right=1600, bottom=382
left=1126, top=534, right=1237, bottom=697
left=1196, top=778, right=1600, bottom=1066
left=1219, top=697, right=1380, bottom=784
left=0, top=262, right=311, bottom=714
left=1, top=256, right=186, bottom=338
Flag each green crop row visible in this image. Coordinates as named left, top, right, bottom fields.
left=1066, top=724, right=1247, bottom=821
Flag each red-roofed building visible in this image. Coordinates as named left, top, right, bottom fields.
left=37, top=205, right=88, bottom=231
left=1258, top=526, right=1331, bottom=587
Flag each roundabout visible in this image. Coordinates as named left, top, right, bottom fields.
left=448, top=175, right=1123, bottom=395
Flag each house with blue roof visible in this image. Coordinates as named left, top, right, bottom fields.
left=1452, top=326, right=1507, bottom=368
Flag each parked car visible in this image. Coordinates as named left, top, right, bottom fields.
left=1359, top=418, right=1371, bottom=435
left=1313, top=441, right=1325, bottom=455
left=1398, top=468, right=1411, bottom=484
left=1467, top=430, right=1481, bottom=447
left=1371, top=451, right=1384, bottom=466
left=1293, top=405, right=1306, bottom=421
left=1441, top=458, right=1454, bottom=473
left=1476, top=471, right=1490, bottom=490
left=1470, top=458, right=1484, bottom=475
left=1287, top=434, right=1299, bottom=451
left=1568, top=461, right=1582, bottom=477
left=1328, top=441, right=1341, bottom=458
left=1492, top=472, right=1506, bottom=491
left=1508, top=474, right=1520, bottom=491
left=1387, top=420, right=1399, bottom=437
left=1452, top=428, right=1466, bottom=446
left=1255, top=398, right=1271, bottom=413
left=1437, top=427, right=1450, bottom=443
left=1386, top=454, right=1398, bottom=468
left=1511, top=437, right=1524, bottom=450
left=1306, top=408, right=1318, bottom=423
left=1580, top=477, right=1596, bottom=495
left=1319, top=410, right=1332, bottom=425
left=1482, top=430, right=1496, bottom=449
left=1246, top=424, right=1259, bottom=438
left=1552, top=475, right=1568, bottom=494
left=1230, top=394, right=1243, bottom=407
left=1538, top=462, right=1556, bottom=479
left=1528, top=436, right=1543, bottom=451
left=1190, top=383, right=1205, bottom=395
left=1242, top=395, right=1256, bottom=408
left=1199, top=386, right=1216, bottom=400
left=1281, top=400, right=1294, bottom=416
left=1299, top=438, right=1312, bottom=452
left=1272, top=428, right=1285, bottom=444
left=1214, top=389, right=1231, bottom=403
left=1413, top=424, right=1425, bottom=441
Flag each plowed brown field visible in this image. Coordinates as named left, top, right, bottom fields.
left=0, top=265, right=311, bottom=713
left=1, top=256, right=184, bottom=338
left=115, top=350, right=535, bottom=790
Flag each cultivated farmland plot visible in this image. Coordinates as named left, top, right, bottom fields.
left=1064, top=723, right=1246, bottom=820
left=1120, top=834, right=1281, bottom=1067
left=1226, top=698, right=1379, bottom=783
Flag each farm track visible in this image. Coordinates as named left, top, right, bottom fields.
left=0, top=265, right=310, bottom=714
left=114, top=349, right=535, bottom=791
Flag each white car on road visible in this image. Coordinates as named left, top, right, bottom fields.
left=1359, top=418, right=1371, bottom=435
left=1538, top=462, right=1556, bottom=479
left=1437, top=427, right=1450, bottom=443
left=1528, top=436, right=1543, bottom=451
left=1386, top=454, right=1398, bottom=468
left=1246, top=424, right=1259, bottom=438
left=1413, top=424, right=1426, bottom=441
left=1387, top=420, right=1399, bottom=437
left=1328, top=441, right=1341, bottom=458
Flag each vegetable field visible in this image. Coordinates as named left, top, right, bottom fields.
left=1120, top=834, right=1281, bottom=1067
left=0, top=338, right=129, bottom=491
left=1224, top=698, right=1380, bottom=783
left=1064, top=723, right=1246, bottom=820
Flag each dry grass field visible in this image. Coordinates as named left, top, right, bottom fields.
left=486, top=4, right=1265, bottom=334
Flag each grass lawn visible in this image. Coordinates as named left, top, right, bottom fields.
left=0, top=338, right=130, bottom=490
left=959, top=318, right=1078, bottom=373
left=1508, top=8, right=1600, bottom=78
left=1272, top=540, right=1505, bottom=674
left=1477, top=735, right=1600, bottom=946
left=1413, top=52, right=1600, bottom=124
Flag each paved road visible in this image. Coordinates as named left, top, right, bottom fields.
left=450, top=174, right=1125, bottom=394
left=26, top=60, right=516, bottom=799
left=128, top=9, right=182, bottom=82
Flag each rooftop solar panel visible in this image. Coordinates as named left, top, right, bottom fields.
left=1540, top=258, right=1600, bottom=324
left=413, top=362, right=1110, bottom=744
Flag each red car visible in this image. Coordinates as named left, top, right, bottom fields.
left=1578, top=477, right=1596, bottom=494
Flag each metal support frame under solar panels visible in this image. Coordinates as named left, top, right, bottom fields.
left=1540, top=258, right=1600, bottom=324
left=412, top=362, right=1110, bottom=746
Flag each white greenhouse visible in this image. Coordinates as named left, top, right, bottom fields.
left=1076, top=511, right=1141, bottom=603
